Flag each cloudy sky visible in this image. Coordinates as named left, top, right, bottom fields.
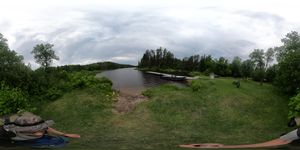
left=1, top=0, right=299, bottom=68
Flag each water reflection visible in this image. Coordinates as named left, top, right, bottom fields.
left=96, top=68, right=185, bottom=95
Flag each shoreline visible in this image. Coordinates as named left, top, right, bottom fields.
left=113, top=91, right=148, bottom=114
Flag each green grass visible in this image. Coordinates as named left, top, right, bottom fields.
left=38, top=78, right=289, bottom=149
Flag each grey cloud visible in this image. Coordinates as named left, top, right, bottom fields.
left=7, top=8, right=287, bottom=68
left=235, top=10, right=286, bottom=35
left=11, top=33, right=43, bottom=65
left=169, top=36, right=256, bottom=60
left=237, top=10, right=284, bottom=22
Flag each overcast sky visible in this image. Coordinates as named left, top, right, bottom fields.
left=1, top=0, right=299, bottom=68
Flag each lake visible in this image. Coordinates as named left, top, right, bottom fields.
left=96, top=68, right=186, bottom=95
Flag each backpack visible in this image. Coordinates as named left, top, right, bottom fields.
left=1, top=112, right=54, bottom=141
left=0, top=114, right=18, bottom=140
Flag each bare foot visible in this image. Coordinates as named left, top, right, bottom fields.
left=63, top=134, right=81, bottom=138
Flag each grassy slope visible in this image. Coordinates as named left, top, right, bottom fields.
left=38, top=78, right=289, bottom=150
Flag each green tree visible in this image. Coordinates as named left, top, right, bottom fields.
left=139, top=50, right=151, bottom=68
left=138, top=48, right=176, bottom=69
left=275, top=31, right=300, bottom=94
left=31, top=43, right=59, bottom=69
left=0, top=33, right=32, bottom=114
left=250, top=49, right=265, bottom=85
left=230, top=56, right=242, bottom=77
left=265, top=65, right=277, bottom=82
left=0, top=33, right=9, bottom=50
left=165, top=51, right=175, bottom=68
left=182, top=55, right=200, bottom=71
left=0, top=33, right=31, bottom=88
left=265, top=48, right=275, bottom=68
left=215, top=57, right=230, bottom=76
left=250, top=49, right=265, bottom=70
left=156, top=47, right=163, bottom=68
left=199, top=55, right=215, bottom=73
left=241, top=59, right=254, bottom=79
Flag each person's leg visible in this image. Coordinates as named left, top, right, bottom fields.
left=15, top=135, right=68, bottom=148
left=280, top=129, right=299, bottom=142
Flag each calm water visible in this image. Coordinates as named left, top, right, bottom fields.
left=96, top=68, right=185, bottom=95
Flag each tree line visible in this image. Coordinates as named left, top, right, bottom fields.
left=0, top=33, right=129, bottom=115
left=138, top=31, right=300, bottom=95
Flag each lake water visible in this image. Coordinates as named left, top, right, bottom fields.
left=96, top=68, right=186, bottom=95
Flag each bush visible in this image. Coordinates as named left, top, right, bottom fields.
left=27, top=70, right=113, bottom=102
left=190, top=80, right=207, bottom=92
left=190, top=79, right=216, bottom=93
left=288, top=92, right=300, bottom=118
left=0, top=83, right=30, bottom=115
left=68, top=71, right=97, bottom=88
left=39, top=71, right=111, bottom=101
left=96, top=77, right=113, bottom=86
left=188, top=71, right=203, bottom=77
left=203, top=69, right=212, bottom=76
left=44, top=87, right=64, bottom=101
left=68, top=71, right=113, bottom=91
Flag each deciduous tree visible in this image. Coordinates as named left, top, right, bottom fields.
left=0, top=33, right=31, bottom=88
left=31, top=43, right=59, bottom=69
left=275, top=31, right=300, bottom=94
left=250, top=49, right=265, bottom=85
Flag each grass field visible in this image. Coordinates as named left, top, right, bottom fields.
left=38, top=77, right=289, bottom=149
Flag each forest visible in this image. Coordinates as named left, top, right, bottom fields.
left=138, top=31, right=300, bottom=95
left=138, top=31, right=300, bottom=117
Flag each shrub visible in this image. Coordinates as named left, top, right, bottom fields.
left=28, top=70, right=113, bottom=102
left=68, top=71, right=97, bottom=88
left=0, top=83, right=30, bottom=115
left=68, top=71, right=113, bottom=90
left=44, top=87, right=64, bottom=101
left=190, top=79, right=215, bottom=92
left=190, top=80, right=208, bottom=92
left=288, top=92, right=300, bottom=118
left=188, top=71, right=203, bottom=77
left=203, top=69, right=212, bottom=76
left=97, top=77, right=113, bottom=86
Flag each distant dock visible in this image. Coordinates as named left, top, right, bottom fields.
left=145, top=71, right=199, bottom=81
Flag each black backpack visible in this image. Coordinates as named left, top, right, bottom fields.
left=0, top=125, right=16, bottom=140
left=0, top=115, right=16, bottom=140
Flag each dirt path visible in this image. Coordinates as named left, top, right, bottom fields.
left=114, top=92, right=148, bottom=114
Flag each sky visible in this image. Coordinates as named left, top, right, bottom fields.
left=1, top=0, right=300, bottom=68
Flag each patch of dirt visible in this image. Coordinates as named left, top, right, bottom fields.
left=113, top=92, right=148, bottom=114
